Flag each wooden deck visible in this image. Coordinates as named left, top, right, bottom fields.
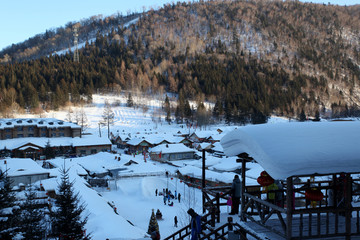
left=224, top=212, right=360, bottom=240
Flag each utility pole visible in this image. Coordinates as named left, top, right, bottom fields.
left=73, top=26, right=79, bottom=62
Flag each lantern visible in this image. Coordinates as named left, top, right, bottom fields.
left=171, top=177, right=173, bottom=180
left=305, top=188, right=324, bottom=201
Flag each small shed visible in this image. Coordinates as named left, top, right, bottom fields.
left=149, top=143, right=195, bottom=161
left=0, top=158, right=50, bottom=187
left=221, top=121, right=360, bottom=240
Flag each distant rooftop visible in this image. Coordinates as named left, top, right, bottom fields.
left=0, top=118, right=81, bottom=129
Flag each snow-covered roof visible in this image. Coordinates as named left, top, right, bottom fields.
left=190, top=131, right=212, bottom=139
left=199, top=142, right=213, bottom=150
left=0, top=135, right=111, bottom=150
left=221, top=121, right=360, bottom=180
left=212, top=142, right=224, bottom=152
left=150, top=143, right=195, bottom=154
left=0, top=118, right=81, bottom=129
left=0, top=158, right=49, bottom=177
left=126, top=137, right=150, bottom=146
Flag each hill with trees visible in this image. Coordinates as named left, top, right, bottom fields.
left=0, top=0, right=359, bottom=123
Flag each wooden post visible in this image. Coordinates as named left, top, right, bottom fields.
left=202, top=149, right=206, bottom=214
left=345, top=174, right=352, bottom=240
left=216, top=192, right=220, bottom=223
left=241, top=158, right=246, bottom=221
left=286, top=176, right=293, bottom=240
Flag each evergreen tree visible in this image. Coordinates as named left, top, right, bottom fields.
left=175, top=105, right=181, bottom=123
left=20, top=186, right=46, bottom=240
left=0, top=169, right=19, bottom=239
left=147, top=209, right=160, bottom=235
left=127, top=93, right=134, bottom=107
left=164, top=95, right=171, bottom=123
left=251, top=109, right=268, bottom=124
left=52, top=166, right=88, bottom=239
left=299, top=109, right=307, bottom=122
left=184, top=100, right=192, bottom=120
left=314, top=110, right=321, bottom=121
left=44, top=140, right=56, bottom=159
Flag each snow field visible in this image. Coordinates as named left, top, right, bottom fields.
left=101, top=176, right=204, bottom=238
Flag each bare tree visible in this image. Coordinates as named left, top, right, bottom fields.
left=75, top=108, right=89, bottom=134
left=101, top=99, right=115, bottom=138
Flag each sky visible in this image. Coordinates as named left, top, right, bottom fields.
left=0, top=0, right=358, bottom=51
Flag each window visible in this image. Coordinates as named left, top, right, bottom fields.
left=41, top=128, right=46, bottom=131
left=17, top=134, right=24, bottom=138
left=28, top=134, right=34, bottom=137
left=28, top=126, right=34, bottom=131
left=59, top=133, right=65, bottom=137
left=41, top=133, right=47, bottom=137
left=5, top=134, right=11, bottom=139
left=91, top=149, right=97, bottom=154
left=51, top=133, right=56, bottom=137
left=80, top=150, right=86, bottom=155
left=17, top=127, right=23, bottom=131
left=5, top=129, right=11, bottom=133
left=59, top=128, right=64, bottom=131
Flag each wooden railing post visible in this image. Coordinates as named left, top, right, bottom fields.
left=241, top=158, right=246, bottom=221
left=211, top=207, right=216, bottom=227
left=216, top=192, right=220, bottom=223
left=286, top=176, right=293, bottom=240
left=202, top=149, right=206, bottom=214
left=345, top=174, right=352, bottom=240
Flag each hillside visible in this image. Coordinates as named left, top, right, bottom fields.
left=0, top=0, right=359, bottom=122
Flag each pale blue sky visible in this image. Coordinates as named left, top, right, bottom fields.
left=0, top=0, right=358, bottom=51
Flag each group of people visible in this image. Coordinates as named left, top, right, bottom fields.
left=155, top=188, right=181, bottom=206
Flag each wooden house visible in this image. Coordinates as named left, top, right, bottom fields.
left=149, top=143, right=195, bottom=161
left=0, top=158, right=50, bottom=187
left=126, top=138, right=152, bottom=154
left=221, top=121, right=360, bottom=240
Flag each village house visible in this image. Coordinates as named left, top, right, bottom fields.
left=188, top=132, right=212, bottom=143
left=0, top=158, right=50, bottom=187
left=149, top=143, right=195, bottom=161
left=8, top=136, right=112, bottom=159
left=0, top=118, right=81, bottom=139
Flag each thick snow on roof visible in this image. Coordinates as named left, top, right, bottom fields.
left=0, top=158, right=49, bottom=177
left=150, top=143, right=195, bottom=154
left=221, top=121, right=360, bottom=180
left=0, top=135, right=111, bottom=150
left=0, top=118, right=80, bottom=129
left=126, top=137, right=148, bottom=146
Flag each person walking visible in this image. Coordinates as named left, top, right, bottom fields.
left=178, top=193, right=181, bottom=203
left=163, top=195, right=167, bottom=205
left=187, top=208, right=201, bottom=240
left=155, top=189, right=158, bottom=196
left=174, top=216, right=178, bottom=227
left=230, top=175, right=241, bottom=215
